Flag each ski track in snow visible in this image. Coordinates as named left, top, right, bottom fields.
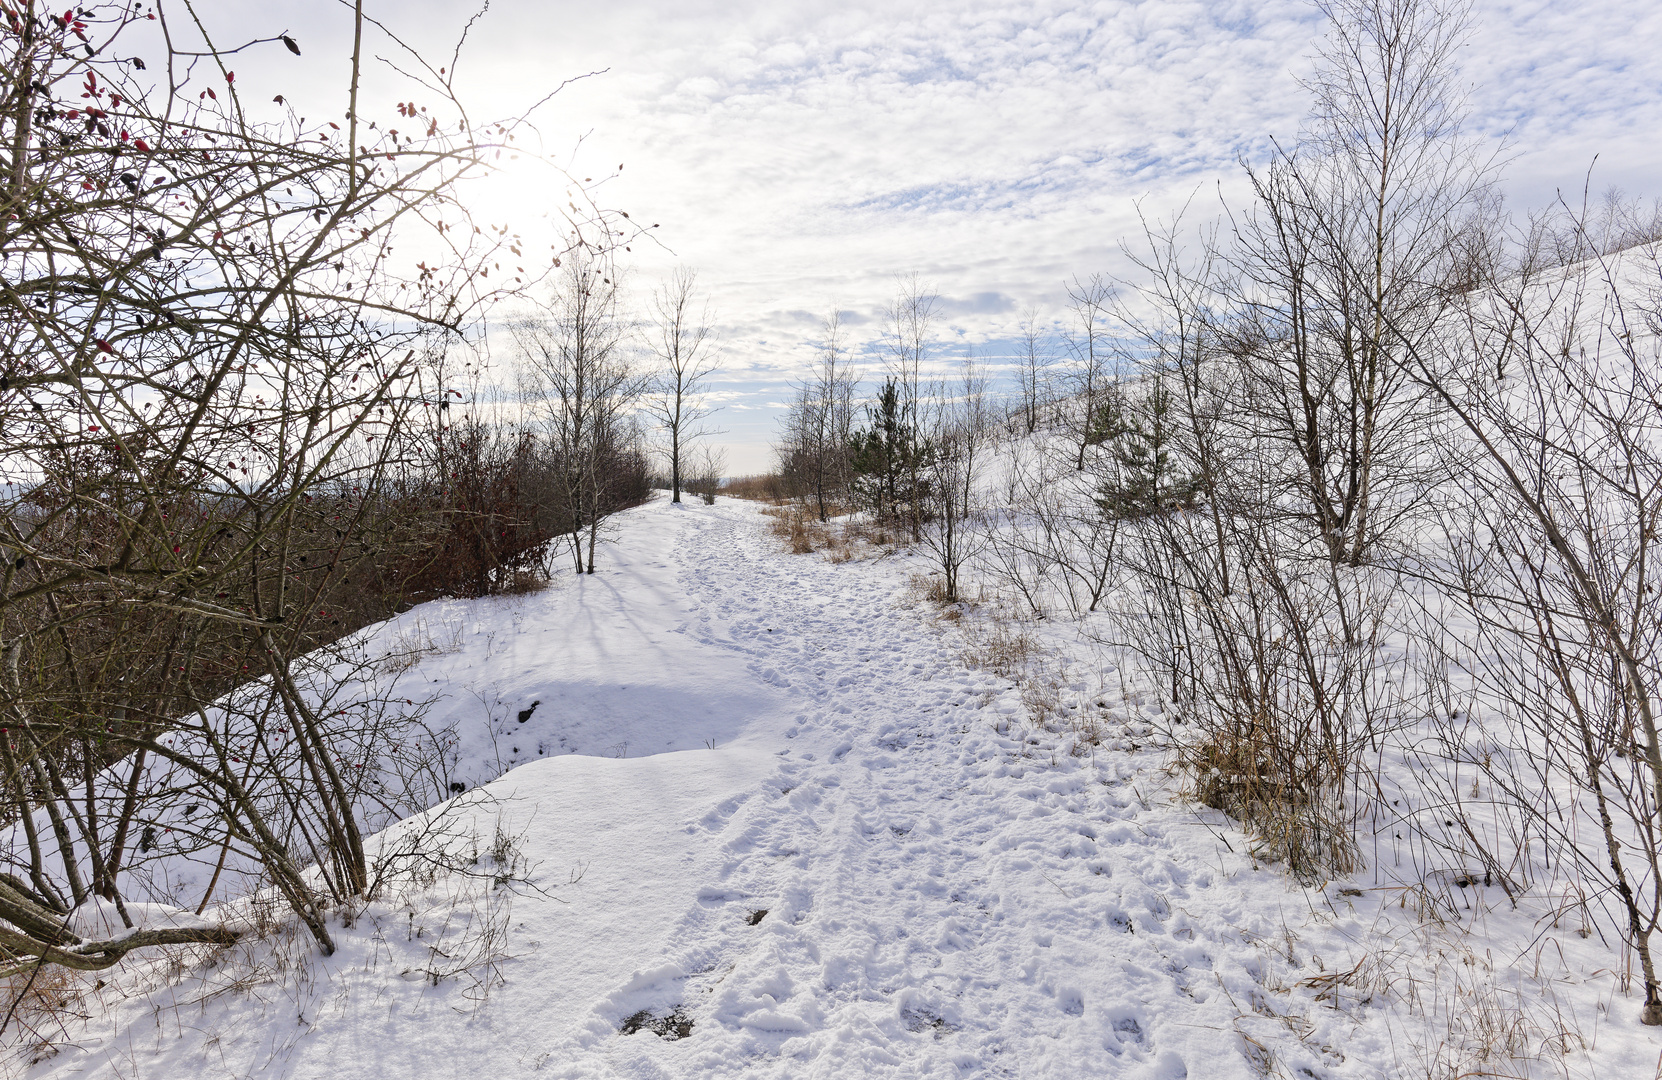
left=25, top=499, right=1399, bottom=1079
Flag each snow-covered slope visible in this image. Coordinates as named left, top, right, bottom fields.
left=15, top=495, right=1660, bottom=1079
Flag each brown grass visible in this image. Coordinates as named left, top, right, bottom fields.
left=758, top=503, right=901, bottom=562
left=828, top=517, right=901, bottom=561
left=958, top=614, right=1035, bottom=677
left=760, top=505, right=815, bottom=554
left=723, top=474, right=792, bottom=502
left=1184, top=728, right=1359, bottom=879
left=2, top=964, right=92, bottom=1066
left=501, top=569, right=550, bottom=596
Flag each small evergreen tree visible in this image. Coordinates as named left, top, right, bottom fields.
left=1094, top=377, right=1201, bottom=518
left=849, top=378, right=933, bottom=526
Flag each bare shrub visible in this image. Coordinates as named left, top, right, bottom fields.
left=1118, top=504, right=1418, bottom=880
left=365, top=800, right=542, bottom=1006
left=1092, top=0, right=1478, bottom=882
left=1400, top=227, right=1662, bottom=1024
left=983, top=439, right=1121, bottom=617
left=683, top=445, right=728, bottom=506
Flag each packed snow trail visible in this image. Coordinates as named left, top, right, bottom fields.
left=25, top=497, right=1384, bottom=1079
left=569, top=499, right=1280, bottom=1080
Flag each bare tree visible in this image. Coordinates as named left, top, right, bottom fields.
left=644, top=267, right=720, bottom=503
left=1015, top=306, right=1055, bottom=436
left=1064, top=275, right=1114, bottom=470
left=1226, top=0, right=1490, bottom=567
left=885, top=275, right=937, bottom=540
left=917, top=355, right=994, bottom=603
left=515, top=249, right=644, bottom=575
left=781, top=311, right=859, bottom=522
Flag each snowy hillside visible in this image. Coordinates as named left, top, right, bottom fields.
left=11, top=494, right=1660, bottom=1079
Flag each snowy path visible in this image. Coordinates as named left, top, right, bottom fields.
left=576, top=500, right=1270, bottom=1080
left=502, top=500, right=1336, bottom=1080
left=27, top=498, right=1375, bottom=1080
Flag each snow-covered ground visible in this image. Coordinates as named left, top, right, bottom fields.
left=16, top=494, right=1662, bottom=1079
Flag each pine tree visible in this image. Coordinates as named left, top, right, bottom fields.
left=849, top=379, right=933, bottom=525
left=1094, top=377, right=1200, bottom=518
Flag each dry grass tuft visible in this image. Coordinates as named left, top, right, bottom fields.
left=1184, top=730, right=1359, bottom=880
left=959, top=615, right=1035, bottom=679
left=1391, top=942, right=1587, bottom=1080
left=758, top=503, right=901, bottom=561
left=1, top=964, right=93, bottom=1066
left=905, top=571, right=955, bottom=607
left=374, top=613, right=466, bottom=676
left=761, top=505, right=816, bottom=554
left=956, top=609, right=1103, bottom=750
left=820, top=517, right=899, bottom=563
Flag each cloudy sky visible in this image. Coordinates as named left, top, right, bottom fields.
left=216, top=0, right=1662, bottom=471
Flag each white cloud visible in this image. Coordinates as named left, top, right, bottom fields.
left=196, top=0, right=1662, bottom=472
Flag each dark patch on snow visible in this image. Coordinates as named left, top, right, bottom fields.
left=620, top=1006, right=693, bottom=1040
left=747, top=908, right=768, bottom=925
left=902, top=1007, right=953, bottom=1037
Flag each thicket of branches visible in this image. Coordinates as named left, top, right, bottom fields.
left=0, top=0, right=650, bottom=988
